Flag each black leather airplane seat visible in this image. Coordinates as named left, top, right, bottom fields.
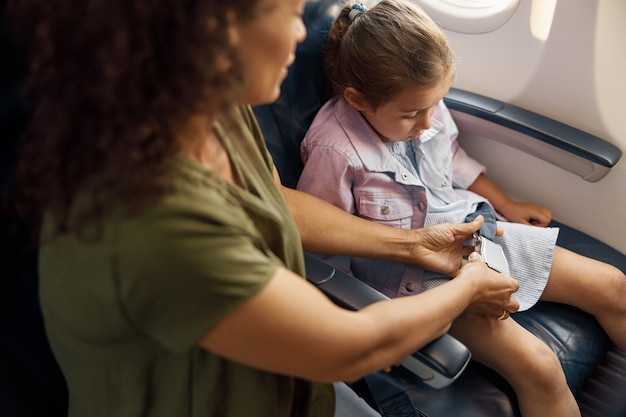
left=253, top=1, right=626, bottom=416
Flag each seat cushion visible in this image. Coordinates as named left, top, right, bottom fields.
left=350, top=221, right=624, bottom=417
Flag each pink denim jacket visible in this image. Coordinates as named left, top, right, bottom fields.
left=297, top=97, right=485, bottom=297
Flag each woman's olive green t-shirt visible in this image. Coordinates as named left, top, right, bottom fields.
left=39, top=106, right=335, bottom=417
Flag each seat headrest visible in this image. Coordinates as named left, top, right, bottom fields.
left=253, top=0, right=338, bottom=188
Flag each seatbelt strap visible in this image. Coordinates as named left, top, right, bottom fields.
left=363, top=372, right=430, bottom=417
left=464, top=201, right=497, bottom=240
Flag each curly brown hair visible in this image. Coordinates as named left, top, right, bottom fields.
left=9, top=0, right=258, bottom=234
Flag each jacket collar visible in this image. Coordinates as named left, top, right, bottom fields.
left=333, top=97, right=444, bottom=183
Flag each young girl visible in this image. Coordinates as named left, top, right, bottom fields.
left=297, top=1, right=626, bottom=415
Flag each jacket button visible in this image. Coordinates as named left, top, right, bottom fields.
left=381, top=204, right=391, bottom=215
left=405, top=282, right=415, bottom=292
left=418, top=201, right=426, bottom=212
left=401, top=173, right=408, bottom=180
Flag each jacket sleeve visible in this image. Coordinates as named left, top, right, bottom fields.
left=441, top=102, right=486, bottom=189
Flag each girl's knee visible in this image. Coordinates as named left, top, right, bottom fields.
left=518, top=343, right=567, bottom=391
left=604, top=266, right=626, bottom=310
left=596, top=268, right=626, bottom=350
left=580, top=263, right=625, bottom=314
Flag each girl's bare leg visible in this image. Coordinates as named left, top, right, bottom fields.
left=540, top=246, right=626, bottom=350
left=450, top=315, right=581, bottom=417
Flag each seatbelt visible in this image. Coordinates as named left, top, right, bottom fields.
left=363, top=372, right=430, bottom=417
left=464, top=202, right=497, bottom=240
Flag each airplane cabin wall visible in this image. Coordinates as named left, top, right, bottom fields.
left=432, top=0, right=626, bottom=254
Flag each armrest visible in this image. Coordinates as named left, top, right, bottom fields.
left=304, top=252, right=471, bottom=388
left=444, top=88, right=622, bottom=182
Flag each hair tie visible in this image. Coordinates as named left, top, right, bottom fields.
left=349, top=3, right=368, bottom=22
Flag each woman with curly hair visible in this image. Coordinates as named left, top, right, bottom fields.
left=10, top=0, right=519, bottom=415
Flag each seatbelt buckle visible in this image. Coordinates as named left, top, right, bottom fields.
left=473, top=233, right=510, bottom=275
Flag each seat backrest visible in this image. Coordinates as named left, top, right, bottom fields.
left=0, top=1, right=70, bottom=415
left=253, top=0, right=337, bottom=188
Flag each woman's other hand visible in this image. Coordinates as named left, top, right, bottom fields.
left=459, top=251, right=520, bottom=320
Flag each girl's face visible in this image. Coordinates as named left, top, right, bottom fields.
left=232, top=0, right=307, bottom=106
left=360, top=75, right=454, bottom=143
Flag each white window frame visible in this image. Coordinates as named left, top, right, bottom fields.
left=413, top=0, right=520, bottom=34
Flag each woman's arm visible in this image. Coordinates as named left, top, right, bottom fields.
left=195, top=166, right=516, bottom=383
left=276, top=165, right=477, bottom=276
left=281, top=182, right=479, bottom=277
left=467, top=173, right=552, bottom=226
left=198, top=255, right=519, bottom=383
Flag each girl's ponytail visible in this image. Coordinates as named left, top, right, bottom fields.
left=324, top=5, right=360, bottom=97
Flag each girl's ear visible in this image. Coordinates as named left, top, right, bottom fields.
left=343, top=87, right=371, bottom=112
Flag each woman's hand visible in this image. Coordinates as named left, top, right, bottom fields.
left=459, top=251, right=520, bottom=320
left=406, top=216, right=484, bottom=277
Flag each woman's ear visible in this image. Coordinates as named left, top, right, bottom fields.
left=343, top=87, right=371, bottom=112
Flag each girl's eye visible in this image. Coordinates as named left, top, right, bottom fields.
left=402, top=113, right=419, bottom=120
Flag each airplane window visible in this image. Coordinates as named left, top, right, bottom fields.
left=442, top=0, right=502, bottom=6
left=413, top=0, right=520, bottom=34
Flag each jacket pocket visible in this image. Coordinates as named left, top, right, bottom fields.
left=356, top=192, right=414, bottom=229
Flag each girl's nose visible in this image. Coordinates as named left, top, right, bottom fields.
left=415, top=114, right=432, bottom=131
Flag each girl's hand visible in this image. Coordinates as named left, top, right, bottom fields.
left=466, top=174, right=551, bottom=227
left=499, top=201, right=552, bottom=227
